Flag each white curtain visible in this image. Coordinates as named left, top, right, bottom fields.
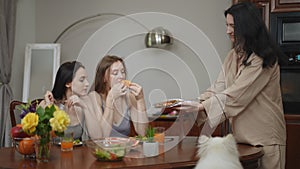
left=0, top=0, right=17, bottom=147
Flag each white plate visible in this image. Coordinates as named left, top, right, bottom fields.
left=153, top=99, right=184, bottom=108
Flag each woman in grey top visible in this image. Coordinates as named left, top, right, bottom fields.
left=40, top=61, right=89, bottom=140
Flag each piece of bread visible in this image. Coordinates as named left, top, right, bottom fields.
left=122, top=80, right=131, bottom=87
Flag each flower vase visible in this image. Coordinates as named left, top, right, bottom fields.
left=35, top=135, right=51, bottom=162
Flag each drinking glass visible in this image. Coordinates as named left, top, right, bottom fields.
left=154, top=127, right=165, bottom=144
left=61, top=132, right=74, bottom=152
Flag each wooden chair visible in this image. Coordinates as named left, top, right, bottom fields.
left=9, top=99, right=42, bottom=127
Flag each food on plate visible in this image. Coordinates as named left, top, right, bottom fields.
left=133, top=135, right=148, bottom=142
left=154, top=99, right=183, bottom=108
left=73, top=139, right=81, bottom=145
left=122, top=80, right=131, bottom=87
left=162, top=100, right=178, bottom=107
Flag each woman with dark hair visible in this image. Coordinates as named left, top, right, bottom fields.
left=82, top=55, right=148, bottom=139
left=175, top=2, right=286, bottom=169
left=39, top=61, right=90, bottom=140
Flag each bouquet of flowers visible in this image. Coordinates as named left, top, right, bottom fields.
left=15, top=100, right=70, bottom=162
left=21, top=103, right=70, bottom=138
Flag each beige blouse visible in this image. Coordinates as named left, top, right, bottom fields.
left=198, top=49, right=286, bottom=146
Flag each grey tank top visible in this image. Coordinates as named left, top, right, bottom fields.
left=101, top=96, right=130, bottom=138
left=58, top=103, right=84, bottom=140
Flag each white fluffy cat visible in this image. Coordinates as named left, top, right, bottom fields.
left=194, top=134, right=243, bottom=169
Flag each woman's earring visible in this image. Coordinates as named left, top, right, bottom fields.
left=65, top=83, right=71, bottom=88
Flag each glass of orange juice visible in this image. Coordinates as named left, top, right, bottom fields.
left=154, top=127, right=165, bottom=144
left=61, top=132, right=74, bottom=152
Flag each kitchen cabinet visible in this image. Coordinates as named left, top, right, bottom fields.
left=284, top=114, right=300, bottom=169
left=256, top=1, right=271, bottom=28
left=271, top=0, right=300, bottom=12
left=233, top=0, right=300, bottom=13
left=232, top=0, right=270, bottom=28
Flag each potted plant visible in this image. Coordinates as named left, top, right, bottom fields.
left=143, top=126, right=159, bottom=157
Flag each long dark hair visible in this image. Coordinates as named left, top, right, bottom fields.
left=52, top=61, right=84, bottom=100
left=224, top=2, right=286, bottom=68
left=92, top=55, right=126, bottom=96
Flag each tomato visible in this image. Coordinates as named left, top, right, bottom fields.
left=110, top=153, right=117, bottom=160
left=18, top=138, right=35, bottom=155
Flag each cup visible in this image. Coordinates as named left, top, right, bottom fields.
left=143, top=141, right=159, bottom=157
left=60, top=132, right=74, bottom=152
left=154, top=127, right=165, bottom=144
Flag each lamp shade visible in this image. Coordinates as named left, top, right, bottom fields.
left=145, top=27, right=173, bottom=48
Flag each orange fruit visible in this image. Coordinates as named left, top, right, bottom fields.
left=18, top=138, right=35, bottom=155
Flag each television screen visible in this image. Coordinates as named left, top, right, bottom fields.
left=283, top=22, right=300, bottom=42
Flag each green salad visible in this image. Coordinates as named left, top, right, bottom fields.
left=73, top=139, right=81, bottom=144
left=135, top=135, right=148, bottom=142
left=93, top=145, right=125, bottom=161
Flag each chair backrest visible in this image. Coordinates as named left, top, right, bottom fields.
left=9, top=99, right=43, bottom=127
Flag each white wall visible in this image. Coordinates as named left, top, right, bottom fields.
left=12, top=0, right=232, bottom=114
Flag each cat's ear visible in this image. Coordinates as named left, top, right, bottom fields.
left=224, top=134, right=239, bottom=154
left=225, top=134, right=234, bottom=141
left=198, top=135, right=210, bottom=145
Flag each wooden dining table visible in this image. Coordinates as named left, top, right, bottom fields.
left=0, top=137, right=263, bottom=169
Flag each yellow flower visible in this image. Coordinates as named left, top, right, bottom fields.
left=49, top=109, right=70, bottom=133
left=48, top=104, right=59, bottom=110
left=21, top=112, right=39, bottom=134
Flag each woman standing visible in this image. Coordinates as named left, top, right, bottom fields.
left=175, top=2, right=286, bottom=169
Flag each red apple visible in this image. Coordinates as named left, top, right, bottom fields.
left=11, top=125, right=30, bottom=138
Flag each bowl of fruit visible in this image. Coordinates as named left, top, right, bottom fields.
left=85, top=137, right=131, bottom=161
left=11, top=124, right=35, bottom=157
